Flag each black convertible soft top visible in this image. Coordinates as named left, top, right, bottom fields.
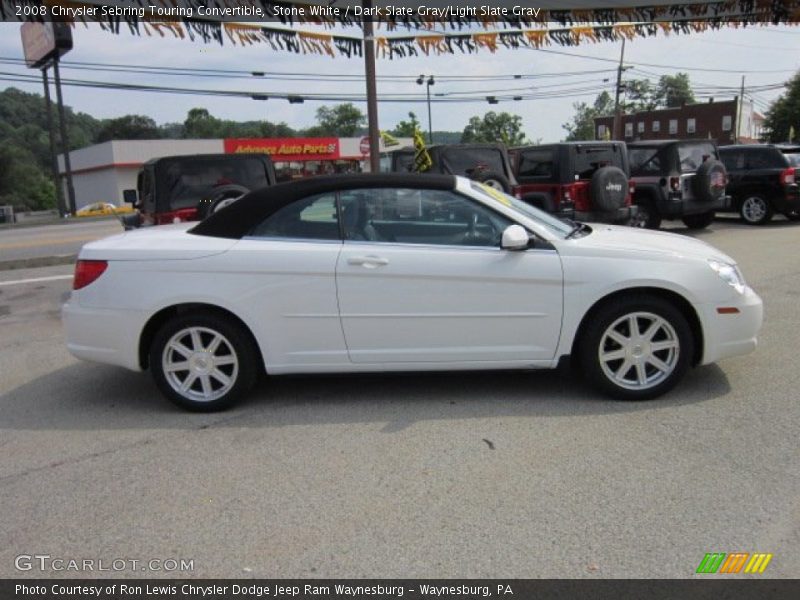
left=190, top=173, right=457, bottom=239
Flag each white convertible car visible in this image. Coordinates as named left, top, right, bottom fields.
left=63, top=174, right=762, bottom=411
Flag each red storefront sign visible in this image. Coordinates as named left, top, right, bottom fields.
left=224, top=138, right=340, bottom=162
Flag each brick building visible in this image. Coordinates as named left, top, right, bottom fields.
left=594, top=98, right=764, bottom=144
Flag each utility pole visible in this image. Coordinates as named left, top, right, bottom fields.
left=362, top=0, right=380, bottom=173
left=612, top=38, right=626, bottom=141
left=41, top=67, right=66, bottom=218
left=52, top=56, right=76, bottom=215
left=735, top=75, right=745, bottom=144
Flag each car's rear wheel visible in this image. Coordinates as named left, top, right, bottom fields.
left=682, top=211, right=715, bottom=229
left=739, top=195, right=773, bottom=225
left=150, top=313, right=259, bottom=411
left=579, top=296, right=693, bottom=400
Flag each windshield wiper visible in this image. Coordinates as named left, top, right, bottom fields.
left=565, top=221, right=589, bottom=239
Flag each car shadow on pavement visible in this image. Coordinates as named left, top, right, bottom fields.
left=0, top=361, right=731, bottom=432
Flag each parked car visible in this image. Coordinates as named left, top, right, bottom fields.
left=718, top=144, right=799, bottom=224
left=628, top=140, right=730, bottom=229
left=121, top=153, right=277, bottom=229
left=64, top=173, right=762, bottom=411
left=75, top=202, right=134, bottom=218
left=388, top=143, right=517, bottom=193
left=508, top=141, right=636, bottom=224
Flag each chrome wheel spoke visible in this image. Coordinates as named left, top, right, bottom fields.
left=607, top=330, right=630, bottom=347
left=165, top=360, right=190, bottom=372
left=628, top=315, right=641, bottom=338
left=210, top=369, right=231, bottom=387
left=635, top=362, right=648, bottom=385
left=207, top=334, right=223, bottom=355
left=643, top=319, right=663, bottom=341
left=615, top=358, right=633, bottom=380
left=601, top=348, right=627, bottom=362
left=180, top=372, right=198, bottom=392
left=647, top=355, right=671, bottom=374
left=214, top=355, right=237, bottom=366
left=169, top=342, right=193, bottom=358
left=651, top=340, right=678, bottom=352
left=200, top=374, right=213, bottom=397
left=190, top=329, right=204, bottom=351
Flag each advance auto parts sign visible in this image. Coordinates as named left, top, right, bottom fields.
left=224, top=138, right=340, bottom=162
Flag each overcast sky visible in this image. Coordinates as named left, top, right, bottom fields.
left=0, top=21, right=798, bottom=142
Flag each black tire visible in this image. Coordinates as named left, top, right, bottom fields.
left=590, top=166, right=628, bottom=212
left=150, top=312, right=260, bottom=411
left=473, top=170, right=512, bottom=193
left=631, top=197, right=661, bottom=229
left=579, top=294, right=694, bottom=401
left=682, top=211, right=715, bottom=229
left=739, top=194, right=773, bottom=225
left=692, top=160, right=727, bottom=203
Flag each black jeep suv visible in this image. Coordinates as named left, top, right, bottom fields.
left=389, top=143, right=517, bottom=193
left=628, top=140, right=730, bottom=229
left=718, top=144, right=799, bottom=224
left=508, top=141, right=636, bottom=224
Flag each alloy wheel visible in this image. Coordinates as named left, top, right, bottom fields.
left=598, top=311, right=680, bottom=391
left=741, top=196, right=767, bottom=223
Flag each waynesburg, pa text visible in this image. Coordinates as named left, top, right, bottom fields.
left=15, top=583, right=515, bottom=598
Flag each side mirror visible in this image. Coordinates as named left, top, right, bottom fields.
left=123, top=189, right=138, bottom=205
left=501, top=224, right=530, bottom=251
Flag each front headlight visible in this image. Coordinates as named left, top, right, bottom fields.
left=708, top=259, right=746, bottom=294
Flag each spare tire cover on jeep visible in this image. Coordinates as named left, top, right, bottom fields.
left=692, top=159, right=727, bottom=202
left=197, top=184, right=251, bottom=219
left=590, top=166, right=628, bottom=212
left=473, top=170, right=511, bottom=193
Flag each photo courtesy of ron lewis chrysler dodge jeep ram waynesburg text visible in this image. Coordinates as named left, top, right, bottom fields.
left=63, top=174, right=763, bottom=411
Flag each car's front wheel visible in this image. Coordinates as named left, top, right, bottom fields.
left=150, top=312, right=259, bottom=411
left=579, top=296, right=693, bottom=400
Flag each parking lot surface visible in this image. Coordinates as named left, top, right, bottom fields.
left=0, top=218, right=798, bottom=578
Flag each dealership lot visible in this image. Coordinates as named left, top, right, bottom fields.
left=0, top=218, right=798, bottom=578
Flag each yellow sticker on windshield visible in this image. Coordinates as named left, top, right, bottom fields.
left=477, top=182, right=512, bottom=206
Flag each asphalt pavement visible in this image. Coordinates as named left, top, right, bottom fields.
left=0, top=218, right=798, bottom=579
left=0, top=218, right=123, bottom=268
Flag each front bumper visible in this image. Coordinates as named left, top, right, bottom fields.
left=575, top=205, right=638, bottom=225
left=698, top=285, right=763, bottom=365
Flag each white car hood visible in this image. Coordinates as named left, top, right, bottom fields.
left=79, top=223, right=237, bottom=261
left=567, top=224, right=735, bottom=263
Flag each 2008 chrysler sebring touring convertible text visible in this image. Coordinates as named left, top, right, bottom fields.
left=63, top=174, right=763, bottom=411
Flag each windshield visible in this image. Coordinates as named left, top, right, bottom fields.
left=160, top=157, right=269, bottom=210
left=469, top=181, right=574, bottom=238
left=783, top=152, right=800, bottom=167
left=678, top=143, right=718, bottom=172
left=442, top=148, right=506, bottom=176
left=629, top=146, right=663, bottom=176
left=573, top=145, right=626, bottom=179
left=392, top=151, right=416, bottom=172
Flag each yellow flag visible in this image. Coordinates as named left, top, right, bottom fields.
left=413, top=128, right=432, bottom=172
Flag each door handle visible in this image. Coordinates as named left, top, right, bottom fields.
left=347, top=255, right=389, bottom=267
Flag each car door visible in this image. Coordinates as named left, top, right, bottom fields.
left=335, top=187, right=563, bottom=364
left=226, top=192, right=347, bottom=370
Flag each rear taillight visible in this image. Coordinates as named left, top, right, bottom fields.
left=73, top=260, right=108, bottom=290
left=669, top=177, right=681, bottom=192
left=782, top=167, right=795, bottom=185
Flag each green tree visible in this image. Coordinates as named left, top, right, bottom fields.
left=655, top=73, right=696, bottom=108
left=392, top=112, right=421, bottom=137
left=563, top=91, right=614, bottom=141
left=183, top=108, right=221, bottom=138
left=461, top=111, right=527, bottom=145
left=306, top=103, right=366, bottom=137
left=763, top=70, right=800, bottom=143
left=97, top=115, right=160, bottom=142
left=621, top=79, right=658, bottom=112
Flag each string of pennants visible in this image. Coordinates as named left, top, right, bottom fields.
left=1, top=0, right=799, bottom=60
left=3, top=0, right=800, bottom=29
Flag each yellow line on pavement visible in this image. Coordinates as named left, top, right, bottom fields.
left=0, top=234, right=105, bottom=250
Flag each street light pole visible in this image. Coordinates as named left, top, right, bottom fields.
left=417, top=75, right=435, bottom=144
left=52, top=56, right=77, bottom=216
left=363, top=0, right=380, bottom=173
left=41, top=67, right=66, bottom=218
left=612, top=38, right=626, bottom=141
